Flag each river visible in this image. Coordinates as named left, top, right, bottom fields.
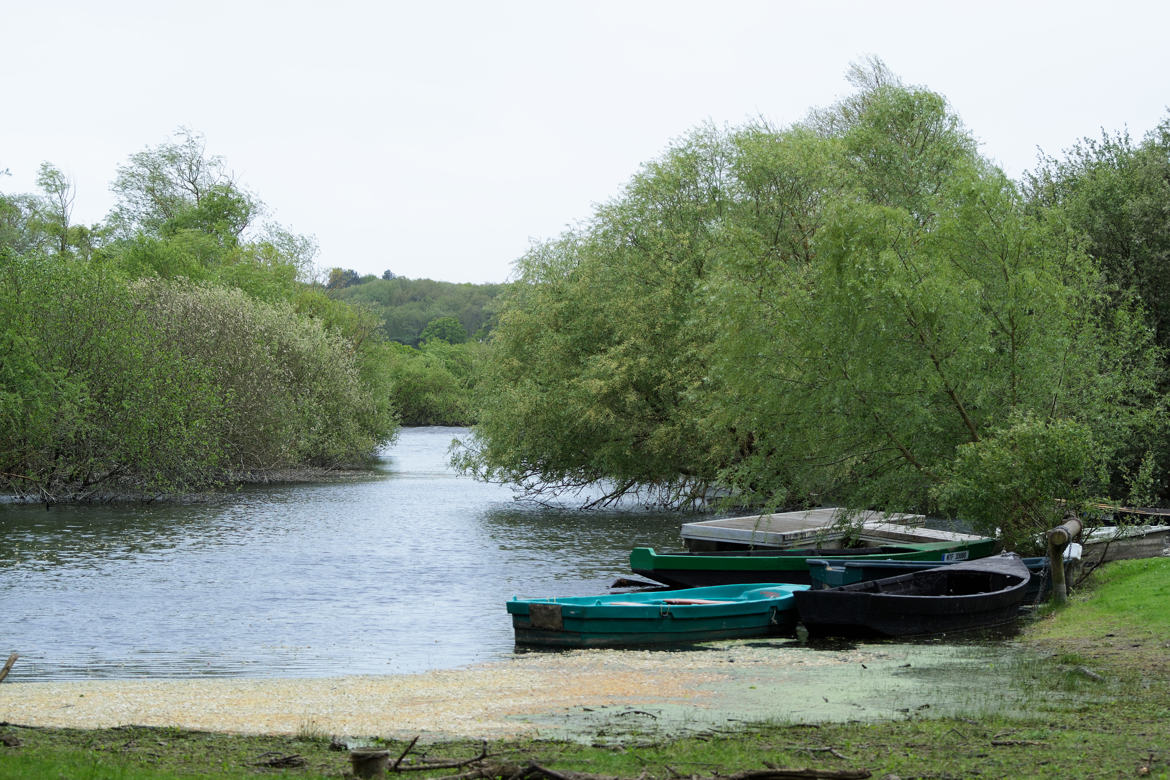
left=0, top=427, right=700, bottom=681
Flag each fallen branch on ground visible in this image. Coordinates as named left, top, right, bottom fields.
left=253, top=751, right=306, bottom=768
left=393, top=742, right=491, bottom=772
left=428, top=760, right=870, bottom=780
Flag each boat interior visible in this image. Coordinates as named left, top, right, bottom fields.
left=839, top=569, right=1025, bottom=597
left=669, top=545, right=919, bottom=557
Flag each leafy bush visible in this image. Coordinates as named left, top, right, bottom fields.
left=383, top=341, right=483, bottom=426
left=0, top=257, right=396, bottom=499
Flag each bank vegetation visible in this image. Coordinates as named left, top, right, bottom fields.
left=0, top=131, right=405, bottom=501
left=456, top=59, right=1170, bottom=551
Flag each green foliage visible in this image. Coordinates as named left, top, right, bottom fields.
left=384, top=341, right=484, bottom=426
left=326, top=266, right=361, bottom=289
left=932, top=414, right=1100, bottom=553
left=331, top=275, right=506, bottom=345
left=0, top=131, right=404, bottom=501
left=459, top=124, right=739, bottom=507
left=419, top=315, right=468, bottom=344
left=107, top=128, right=259, bottom=241
left=1, top=261, right=398, bottom=499
left=101, top=128, right=313, bottom=305
left=1025, top=118, right=1170, bottom=346
left=462, top=59, right=1165, bottom=523
left=0, top=255, right=226, bottom=497
left=134, top=279, right=397, bottom=472
left=1023, top=114, right=1170, bottom=494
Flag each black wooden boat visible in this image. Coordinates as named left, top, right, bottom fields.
left=806, top=555, right=1053, bottom=604
left=793, top=553, right=1032, bottom=638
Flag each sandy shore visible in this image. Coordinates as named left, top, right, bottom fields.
left=0, top=641, right=1026, bottom=742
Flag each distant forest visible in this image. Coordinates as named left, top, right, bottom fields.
left=325, top=271, right=506, bottom=346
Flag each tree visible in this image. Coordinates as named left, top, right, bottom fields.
left=326, top=267, right=361, bottom=290
left=2, top=167, right=95, bottom=261
left=1024, top=118, right=1170, bottom=352
left=329, top=276, right=507, bottom=345
left=103, top=130, right=317, bottom=304
left=419, top=315, right=467, bottom=344
left=382, top=341, right=483, bottom=426
left=933, top=414, right=1100, bottom=553
left=1022, top=115, right=1170, bottom=500
left=34, top=162, right=74, bottom=256
left=456, top=124, right=739, bottom=507
left=1, top=138, right=399, bottom=500
left=710, top=69, right=1161, bottom=526
left=108, top=128, right=259, bottom=241
left=460, top=59, right=1163, bottom=536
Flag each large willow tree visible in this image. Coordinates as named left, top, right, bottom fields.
left=456, top=126, right=738, bottom=507
left=712, top=66, right=1162, bottom=544
left=458, top=61, right=1163, bottom=542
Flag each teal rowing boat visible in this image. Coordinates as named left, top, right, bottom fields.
left=630, top=537, right=999, bottom=588
left=506, top=582, right=808, bottom=647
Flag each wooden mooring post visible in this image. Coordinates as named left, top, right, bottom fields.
left=350, top=748, right=390, bottom=779
left=1046, top=516, right=1083, bottom=605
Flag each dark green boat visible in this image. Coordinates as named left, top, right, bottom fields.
left=506, top=582, right=808, bottom=647
left=630, top=537, right=999, bottom=588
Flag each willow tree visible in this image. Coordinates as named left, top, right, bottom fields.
left=710, top=68, right=1162, bottom=542
left=461, top=61, right=1162, bottom=535
left=456, top=126, right=740, bottom=507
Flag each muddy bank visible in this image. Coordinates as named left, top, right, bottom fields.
left=1, top=465, right=379, bottom=505
left=0, top=639, right=1042, bottom=743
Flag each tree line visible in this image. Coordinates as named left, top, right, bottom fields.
left=6, top=59, right=1169, bottom=546
left=454, top=60, right=1170, bottom=550
left=329, top=274, right=506, bottom=347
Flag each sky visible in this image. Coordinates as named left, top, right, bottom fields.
left=4, top=0, right=1169, bottom=285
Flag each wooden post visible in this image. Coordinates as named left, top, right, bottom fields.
left=1046, top=516, right=1083, bottom=605
left=350, top=749, right=390, bottom=779
left=0, top=654, right=18, bottom=684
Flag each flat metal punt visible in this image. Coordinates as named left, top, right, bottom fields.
left=680, top=507, right=986, bottom=549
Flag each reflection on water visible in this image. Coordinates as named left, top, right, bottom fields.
left=0, top=427, right=690, bottom=681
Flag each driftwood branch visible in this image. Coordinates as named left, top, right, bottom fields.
left=392, top=735, right=421, bottom=770
left=724, top=770, right=870, bottom=780
left=393, top=742, right=490, bottom=772
left=253, top=751, right=306, bottom=768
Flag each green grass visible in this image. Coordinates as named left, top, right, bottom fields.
left=2, top=558, right=1168, bottom=778
left=1065, top=557, right=1170, bottom=630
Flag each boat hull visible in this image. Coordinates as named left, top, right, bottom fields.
left=629, top=539, right=998, bottom=588
left=793, top=553, right=1031, bottom=638
left=806, top=556, right=1052, bottom=603
left=507, top=583, right=807, bottom=648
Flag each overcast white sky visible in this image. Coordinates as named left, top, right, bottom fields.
left=4, top=1, right=1169, bottom=284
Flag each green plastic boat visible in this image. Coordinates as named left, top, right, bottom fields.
left=629, top=537, right=999, bottom=588
left=506, top=582, right=808, bottom=647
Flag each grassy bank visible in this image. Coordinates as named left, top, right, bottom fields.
left=2, top=559, right=1167, bottom=779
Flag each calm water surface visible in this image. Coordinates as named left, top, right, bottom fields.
left=0, top=427, right=693, bottom=681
